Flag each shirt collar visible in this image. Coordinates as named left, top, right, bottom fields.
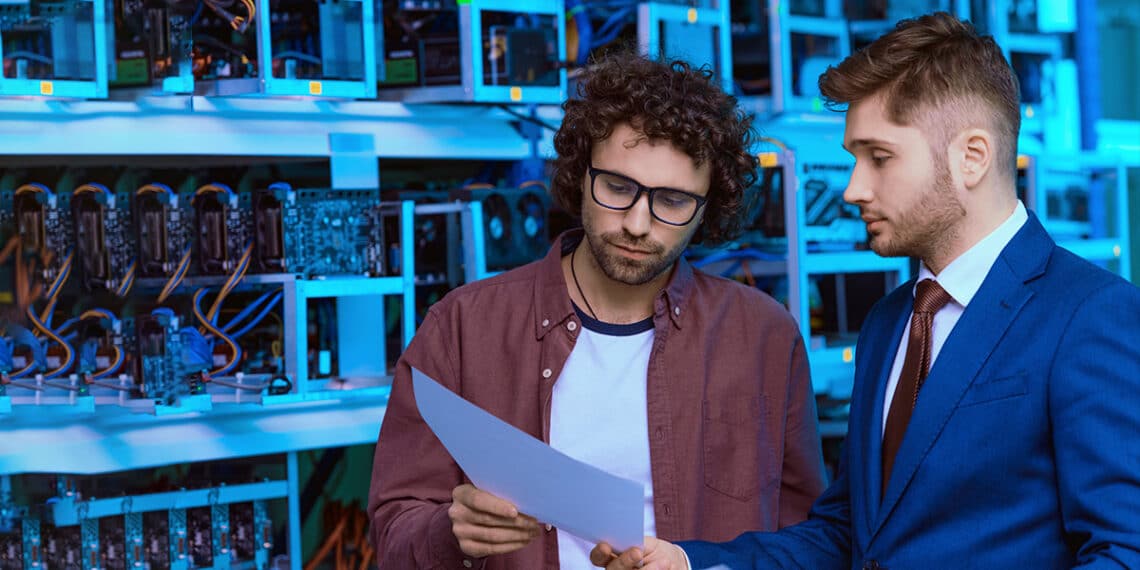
left=916, top=201, right=1029, bottom=307
left=533, top=229, right=694, bottom=338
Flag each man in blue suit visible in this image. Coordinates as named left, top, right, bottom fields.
left=591, top=11, right=1140, bottom=570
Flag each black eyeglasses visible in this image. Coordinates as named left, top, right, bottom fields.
left=587, top=166, right=708, bottom=226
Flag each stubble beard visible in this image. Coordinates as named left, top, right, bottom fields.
left=868, top=163, right=965, bottom=262
left=581, top=209, right=689, bottom=286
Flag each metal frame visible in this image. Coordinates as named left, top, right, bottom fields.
left=638, top=1, right=734, bottom=94
left=280, top=200, right=415, bottom=399
left=255, top=0, right=379, bottom=98
left=378, top=0, right=567, bottom=104
left=768, top=0, right=851, bottom=114
left=0, top=0, right=111, bottom=98
left=1024, top=153, right=1133, bottom=280
left=779, top=149, right=911, bottom=397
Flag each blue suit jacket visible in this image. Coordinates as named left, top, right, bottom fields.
left=683, top=213, right=1140, bottom=569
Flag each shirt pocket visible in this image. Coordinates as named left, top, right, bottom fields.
left=702, top=396, right=772, bottom=501
left=958, top=374, right=1028, bottom=408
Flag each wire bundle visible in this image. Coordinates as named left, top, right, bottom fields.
left=199, top=0, right=255, bottom=32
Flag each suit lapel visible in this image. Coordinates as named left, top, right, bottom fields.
left=855, top=291, right=911, bottom=531
left=870, top=213, right=1052, bottom=540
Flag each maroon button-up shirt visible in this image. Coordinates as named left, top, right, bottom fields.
left=369, top=230, right=826, bottom=569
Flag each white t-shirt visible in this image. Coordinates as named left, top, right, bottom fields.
left=548, top=306, right=657, bottom=569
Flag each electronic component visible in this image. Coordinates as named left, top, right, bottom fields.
left=0, top=0, right=112, bottom=97
left=254, top=184, right=385, bottom=277
left=110, top=0, right=193, bottom=90
left=452, top=185, right=551, bottom=270
left=0, top=526, right=21, bottom=570
left=262, top=0, right=378, bottom=97
left=378, top=0, right=564, bottom=103
left=798, top=161, right=865, bottom=250
left=11, top=184, right=73, bottom=288
left=142, top=510, right=170, bottom=568
left=99, top=516, right=126, bottom=570
left=41, top=523, right=82, bottom=570
left=730, top=0, right=773, bottom=96
left=132, top=182, right=192, bottom=279
left=188, top=183, right=251, bottom=276
left=381, top=189, right=451, bottom=279
left=186, top=507, right=212, bottom=568
left=189, top=0, right=259, bottom=92
left=131, top=309, right=186, bottom=404
left=71, top=184, right=135, bottom=294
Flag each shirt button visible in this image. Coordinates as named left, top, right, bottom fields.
left=545, top=524, right=553, bottom=531
left=463, top=560, right=473, bottom=568
left=663, top=504, right=672, bottom=515
left=541, top=318, right=549, bottom=327
left=673, top=306, right=680, bottom=316
left=567, top=321, right=577, bottom=332
left=542, top=368, right=552, bottom=379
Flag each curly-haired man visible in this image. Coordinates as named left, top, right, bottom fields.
left=368, top=51, right=827, bottom=569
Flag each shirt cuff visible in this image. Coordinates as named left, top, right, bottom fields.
left=678, top=544, right=693, bottom=570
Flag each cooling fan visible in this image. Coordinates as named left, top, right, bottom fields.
left=453, top=186, right=551, bottom=270
left=480, top=191, right=516, bottom=267
left=514, top=189, right=550, bottom=263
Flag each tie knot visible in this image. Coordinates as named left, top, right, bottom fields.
left=913, top=279, right=953, bottom=314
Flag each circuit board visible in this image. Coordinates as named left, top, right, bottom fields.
left=271, top=188, right=385, bottom=277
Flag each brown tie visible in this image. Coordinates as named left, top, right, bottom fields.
left=881, top=279, right=953, bottom=498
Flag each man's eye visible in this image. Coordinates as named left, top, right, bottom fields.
left=606, top=181, right=636, bottom=193
left=871, top=155, right=890, bottom=166
left=656, top=192, right=689, bottom=208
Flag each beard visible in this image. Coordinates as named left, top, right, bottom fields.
left=866, top=161, right=965, bottom=261
left=580, top=208, right=692, bottom=286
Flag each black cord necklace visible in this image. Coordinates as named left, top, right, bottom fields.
left=570, top=246, right=599, bottom=319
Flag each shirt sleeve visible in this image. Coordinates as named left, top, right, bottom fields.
left=367, top=305, right=485, bottom=569
left=778, top=334, right=829, bottom=527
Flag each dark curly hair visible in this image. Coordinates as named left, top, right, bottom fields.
left=551, top=51, right=758, bottom=246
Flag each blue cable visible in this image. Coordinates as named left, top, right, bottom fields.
left=190, top=0, right=204, bottom=26
left=230, top=291, right=283, bottom=340
left=592, top=6, right=636, bottom=48
left=220, top=289, right=276, bottom=330
left=690, top=247, right=786, bottom=269
left=54, top=317, right=79, bottom=334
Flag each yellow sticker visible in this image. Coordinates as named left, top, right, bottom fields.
left=843, top=347, right=854, bottom=363
left=309, top=81, right=323, bottom=96
left=40, top=81, right=53, bottom=96
left=688, top=8, right=698, bottom=23
left=509, top=86, right=523, bottom=102
left=1113, top=244, right=1122, bottom=258
left=758, top=152, right=778, bottom=168
left=1017, top=155, right=1029, bottom=169
left=1024, top=105, right=1035, bottom=118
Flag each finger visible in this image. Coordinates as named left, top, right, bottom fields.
left=590, top=542, right=617, bottom=566
left=453, top=520, right=539, bottom=545
left=453, top=484, right=518, bottom=518
left=607, top=547, right=644, bottom=570
left=457, top=536, right=536, bottom=558
left=464, top=488, right=521, bottom=518
left=449, top=503, right=540, bottom=531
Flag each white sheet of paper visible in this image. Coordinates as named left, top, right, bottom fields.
left=411, top=366, right=644, bottom=552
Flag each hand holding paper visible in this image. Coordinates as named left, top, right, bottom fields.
left=411, top=366, right=644, bottom=552
left=448, top=483, right=542, bottom=558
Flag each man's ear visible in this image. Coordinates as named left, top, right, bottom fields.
left=957, top=128, right=994, bottom=189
